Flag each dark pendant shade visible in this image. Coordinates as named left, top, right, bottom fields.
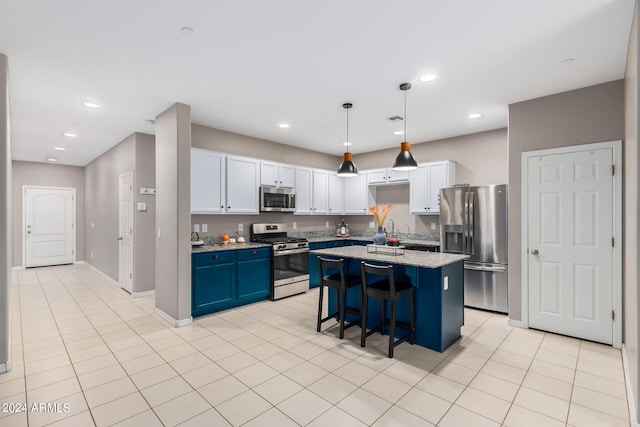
left=337, top=102, right=358, bottom=177
left=338, top=152, right=358, bottom=176
left=392, top=141, right=418, bottom=170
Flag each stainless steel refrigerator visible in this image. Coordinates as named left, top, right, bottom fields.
left=439, top=184, right=508, bottom=313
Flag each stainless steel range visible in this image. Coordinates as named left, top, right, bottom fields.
left=250, top=223, right=309, bottom=300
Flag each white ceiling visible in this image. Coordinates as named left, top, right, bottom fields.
left=0, top=0, right=635, bottom=166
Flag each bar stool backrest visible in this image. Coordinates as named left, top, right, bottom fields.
left=360, top=262, right=396, bottom=294
left=318, top=257, right=346, bottom=284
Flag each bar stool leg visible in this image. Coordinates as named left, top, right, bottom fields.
left=317, top=283, right=324, bottom=333
left=388, top=299, right=396, bottom=358
left=360, top=294, right=368, bottom=348
left=339, top=287, right=347, bottom=339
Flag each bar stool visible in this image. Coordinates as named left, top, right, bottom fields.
left=317, top=257, right=362, bottom=339
left=360, top=262, right=415, bottom=358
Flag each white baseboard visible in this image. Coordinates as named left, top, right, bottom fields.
left=507, top=318, right=528, bottom=328
left=154, top=307, right=192, bottom=328
left=85, top=263, right=119, bottom=289
left=622, top=344, right=640, bottom=426
left=10, top=266, right=24, bottom=271
left=0, top=361, right=10, bottom=374
left=132, top=290, right=155, bottom=298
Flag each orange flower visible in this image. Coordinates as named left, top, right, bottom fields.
left=369, top=204, right=393, bottom=226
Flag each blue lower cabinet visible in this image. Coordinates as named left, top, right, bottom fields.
left=192, top=248, right=271, bottom=317
left=192, top=252, right=236, bottom=316
left=237, top=248, right=271, bottom=303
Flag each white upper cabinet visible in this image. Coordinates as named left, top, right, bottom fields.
left=410, top=160, right=455, bottom=214
left=367, top=168, right=409, bottom=185
left=344, top=173, right=369, bottom=214
left=294, top=167, right=330, bottom=214
left=294, top=167, right=313, bottom=214
left=191, top=148, right=225, bottom=214
left=226, top=156, right=260, bottom=214
left=260, top=161, right=295, bottom=188
left=312, top=169, right=329, bottom=214
left=328, top=173, right=345, bottom=215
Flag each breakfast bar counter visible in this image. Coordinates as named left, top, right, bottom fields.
left=311, top=246, right=468, bottom=352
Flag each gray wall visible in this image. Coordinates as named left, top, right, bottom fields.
left=84, top=135, right=134, bottom=279
left=192, top=124, right=339, bottom=170
left=355, top=128, right=508, bottom=186
left=134, top=134, right=156, bottom=293
left=155, top=103, right=191, bottom=323
left=12, top=161, right=85, bottom=267
left=624, top=1, right=639, bottom=421
left=1, top=54, right=11, bottom=372
left=84, top=132, right=156, bottom=293
left=507, top=80, right=625, bottom=322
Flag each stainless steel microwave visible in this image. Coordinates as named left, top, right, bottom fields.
left=260, top=186, right=296, bottom=212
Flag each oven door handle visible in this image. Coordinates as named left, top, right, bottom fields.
left=273, top=248, right=310, bottom=256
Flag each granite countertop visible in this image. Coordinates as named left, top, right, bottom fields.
left=307, top=236, right=373, bottom=243
left=191, top=242, right=271, bottom=253
left=308, top=236, right=440, bottom=247
left=311, top=245, right=467, bottom=269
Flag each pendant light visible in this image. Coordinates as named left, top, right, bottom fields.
left=392, top=83, right=418, bottom=170
left=337, top=102, right=358, bottom=177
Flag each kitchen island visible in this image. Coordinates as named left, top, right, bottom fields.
left=311, top=246, right=467, bottom=352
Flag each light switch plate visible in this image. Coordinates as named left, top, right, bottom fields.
left=202, top=224, right=208, bottom=232
left=444, top=276, right=449, bottom=290
left=293, top=222, right=297, bottom=229
left=431, top=222, right=437, bottom=230
left=238, top=223, right=243, bottom=232
left=194, top=224, right=200, bottom=232
left=369, top=221, right=375, bottom=228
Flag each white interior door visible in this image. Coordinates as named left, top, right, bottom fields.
left=24, top=187, right=75, bottom=267
left=119, top=172, right=134, bottom=293
left=527, top=147, right=614, bottom=344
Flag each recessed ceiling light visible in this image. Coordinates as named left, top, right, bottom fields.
left=561, top=58, right=575, bottom=65
left=180, top=27, right=195, bottom=37
left=343, top=141, right=352, bottom=146
left=54, top=147, right=65, bottom=151
left=322, top=127, right=330, bottom=132
left=419, top=74, right=437, bottom=82
left=145, top=119, right=156, bottom=125
left=47, top=157, right=58, bottom=162
left=63, top=132, right=77, bottom=138
left=82, top=101, right=99, bottom=109
left=279, top=124, right=290, bottom=128
left=468, top=113, right=483, bottom=119
left=394, top=131, right=404, bottom=135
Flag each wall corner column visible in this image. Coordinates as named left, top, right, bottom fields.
left=154, top=103, right=192, bottom=326
left=0, top=54, right=12, bottom=373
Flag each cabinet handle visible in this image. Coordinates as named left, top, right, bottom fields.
left=252, top=251, right=257, bottom=255
left=220, top=205, right=224, bottom=208
left=227, top=206, right=230, bottom=209
left=214, top=255, right=219, bottom=260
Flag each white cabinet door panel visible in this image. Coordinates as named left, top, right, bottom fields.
left=328, top=173, right=344, bottom=215
left=226, top=156, right=259, bottom=214
left=191, top=148, right=225, bottom=214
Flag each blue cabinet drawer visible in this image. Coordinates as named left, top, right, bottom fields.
left=237, top=247, right=270, bottom=261
left=193, top=251, right=236, bottom=267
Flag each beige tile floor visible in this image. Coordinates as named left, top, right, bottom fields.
left=0, top=264, right=631, bottom=426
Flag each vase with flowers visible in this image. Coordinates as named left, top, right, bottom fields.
left=369, top=204, right=393, bottom=245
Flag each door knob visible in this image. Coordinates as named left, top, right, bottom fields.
left=117, top=237, right=123, bottom=241
left=531, top=249, right=539, bottom=255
